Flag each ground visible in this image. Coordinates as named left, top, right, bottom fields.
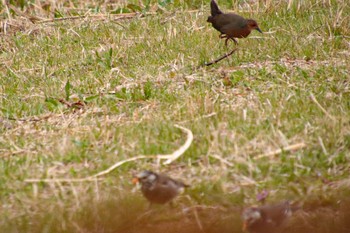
left=0, top=0, right=349, bottom=232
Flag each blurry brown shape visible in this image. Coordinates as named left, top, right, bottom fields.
left=242, top=201, right=300, bottom=233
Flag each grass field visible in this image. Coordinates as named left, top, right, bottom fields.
left=0, top=0, right=350, bottom=232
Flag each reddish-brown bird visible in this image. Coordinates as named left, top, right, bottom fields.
left=207, top=0, right=262, bottom=46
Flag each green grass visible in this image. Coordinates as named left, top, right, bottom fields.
left=0, top=0, right=350, bottom=232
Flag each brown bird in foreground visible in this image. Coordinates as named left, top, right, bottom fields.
left=207, top=0, right=262, bottom=46
left=242, top=201, right=300, bottom=233
left=133, top=170, right=189, bottom=205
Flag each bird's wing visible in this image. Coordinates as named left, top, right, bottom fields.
left=160, top=177, right=186, bottom=191
left=216, top=14, right=247, bottom=34
left=157, top=175, right=176, bottom=187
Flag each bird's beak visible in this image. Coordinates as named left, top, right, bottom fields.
left=256, top=27, right=262, bottom=33
left=132, top=177, right=139, bottom=184
left=242, top=221, right=247, bottom=231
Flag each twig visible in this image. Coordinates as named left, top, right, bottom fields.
left=37, top=14, right=133, bottom=23
left=161, top=124, right=193, bottom=165
left=90, top=155, right=156, bottom=179
left=254, top=142, right=306, bottom=159
left=203, top=48, right=238, bottom=67
left=310, top=92, right=336, bottom=121
left=38, top=15, right=90, bottom=23
left=36, top=12, right=156, bottom=24
left=24, top=124, right=193, bottom=183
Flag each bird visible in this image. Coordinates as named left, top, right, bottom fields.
left=132, top=170, right=189, bottom=205
left=242, top=201, right=300, bottom=233
left=207, top=0, right=262, bottom=46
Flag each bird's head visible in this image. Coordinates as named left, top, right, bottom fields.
left=242, top=207, right=262, bottom=231
left=207, top=16, right=214, bottom=23
left=247, top=19, right=262, bottom=33
left=132, top=170, right=157, bottom=185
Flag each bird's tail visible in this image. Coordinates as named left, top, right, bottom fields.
left=210, top=0, right=223, bottom=16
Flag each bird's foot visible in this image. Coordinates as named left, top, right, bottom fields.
left=225, top=38, right=238, bottom=47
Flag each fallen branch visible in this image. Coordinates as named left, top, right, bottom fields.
left=254, top=142, right=306, bottom=159
left=24, top=124, right=193, bottom=183
left=203, top=48, right=238, bottom=67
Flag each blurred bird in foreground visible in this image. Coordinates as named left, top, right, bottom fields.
left=242, top=201, right=301, bottom=233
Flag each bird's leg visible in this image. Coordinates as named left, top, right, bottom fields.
left=225, top=38, right=229, bottom=46
left=220, top=34, right=230, bottom=47
left=220, top=34, right=238, bottom=47
left=219, top=34, right=237, bottom=47
left=224, top=37, right=238, bottom=47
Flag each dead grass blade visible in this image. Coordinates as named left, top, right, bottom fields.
left=254, top=142, right=306, bottom=159
left=310, top=92, right=336, bottom=122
